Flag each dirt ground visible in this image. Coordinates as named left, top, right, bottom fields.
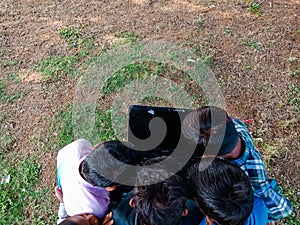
left=0, top=0, right=299, bottom=224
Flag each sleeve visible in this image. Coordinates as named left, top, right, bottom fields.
left=233, top=119, right=293, bottom=220
left=244, top=144, right=293, bottom=221
left=252, top=178, right=293, bottom=221
left=57, top=202, right=68, bottom=224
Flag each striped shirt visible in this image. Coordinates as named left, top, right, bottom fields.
left=231, top=119, right=293, bottom=221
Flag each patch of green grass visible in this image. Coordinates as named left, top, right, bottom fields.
left=287, top=84, right=300, bottom=107
left=0, top=82, right=4, bottom=97
left=140, top=96, right=171, bottom=106
left=192, top=44, right=214, bottom=66
left=6, top=73, right=21, bottom=84
left=297, top=28, right=300, bottom=34
left=248, top=41, right=261, bottom=51
left=254, top=138, right=280, bottom=165
left=0, top=112, right=7, bottom=123
left=37, top=55, right=79, bottom=80
left=288, top=57, right=298, bottom=65
left=224, top=27, right=233, bottom=35
left=245, top=65, right=252, bottom=70
left=246, top=1, right=261, bottom=14
left=55, top=108, right=116, bottom=148
left=94, top=109, right=116, bottom=143
left=0, top=129, right=15, bottom=153
left=0, top=156, right=55, bottom=224
left=56, top=110, right=74, bottom=149
left=59, top=26, right=94, bottom=49
left=102, top=60, right=206, bottom=106
left=182, top=74, right=207, bottom=106
left=102, top=62, right=158, bottom=94
left=0, top=82, right=22, bottom=103
left=2, top=59, right=19, bottom=67
left=278, top=101, right=285, bottom=108
left=281, top=184, right=300, bottom=225
left=111, top=31, right=139, bottom=48
left=36, top=26, right=96, bottom=81
left=5, top=91, right=22, bottom=103
left=289, top=68, right=300, bottom=78
left=256, top=84, right=271, bottom=94
left=116, top=31, right=139, bottom=43
left=196, top=19, right=205, bottom=29
left=264, top=163, right=300, bottom=225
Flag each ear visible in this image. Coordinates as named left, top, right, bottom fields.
left=129, top=198, right=135, bottom=208
left=181, top=208, right=188, bottom=217
left=105, top=186, right=116, bottom=192
left=205, top=215, right=214, bottom=225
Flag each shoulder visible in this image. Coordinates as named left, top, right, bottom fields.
left=58, top=139, right=93, bottom=156
left=58, top=139, right=92, bottom=151
left=244, top=197, right=268, bottom=225
left=232, top=118, right=247, bottom=129
left=74, top=138, right=93, bottom=148
left=112, top=194, right=136, bottom=225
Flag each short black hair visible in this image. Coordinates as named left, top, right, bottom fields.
left=182, top=106, right=239, bottom=156
left=82, top=140, right=141, bottom=187
left=188, top=157, right=253, bottom=225
left=132, top=157, right=188, bottom=225
left=58, top=219, right=79, bottom=225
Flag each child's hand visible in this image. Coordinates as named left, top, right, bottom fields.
left=102, top=212, right=114, bottom=225
left=55, top=186, right=64, bottom=203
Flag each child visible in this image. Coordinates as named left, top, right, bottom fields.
left=182, top=106, right=293, bottom=221
left=188, top=157, right=268, bottom=225
left=57, top=139, right=140, bottom=222
left=55, top=186, right=114, bottom=225
left=111, top=156, right=203, bottom=225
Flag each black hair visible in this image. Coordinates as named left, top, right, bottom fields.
left=82, top=140, right=141, bottom=187
left=188, top=157, right=253, bottom=225
left=182, top=106, right=239, bottom=156
left=132, top=157, right=188, bottom=225
left=58, top=216, right=100, bottom=225
left=58, top=219, right=79, bottom=225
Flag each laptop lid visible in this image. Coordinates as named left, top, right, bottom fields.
left=127, top=105, right=193, bottom=158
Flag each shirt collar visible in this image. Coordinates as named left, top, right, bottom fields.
left=231, top=136, right=249, bottom=166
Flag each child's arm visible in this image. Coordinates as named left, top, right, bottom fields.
left=102, top=212, right=114, bottom=225
left=233, top=118, right=293, bottom=221
left=248, top=164, right=293, bottom=221
left=55, top=186, right=68, bottom=224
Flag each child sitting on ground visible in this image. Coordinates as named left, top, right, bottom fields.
left=182, top=106, right=293, bottom=221
left=55, top=186, right=113, bottom=225
left=56, top=139, right=140, bottom=223
left=188, top=157, right=268, bottom=225
left=110, top=156, right=203, bottom=225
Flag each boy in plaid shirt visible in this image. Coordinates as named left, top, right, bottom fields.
left=182, top=106, right=293, bottom=221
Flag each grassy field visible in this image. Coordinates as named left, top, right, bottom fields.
left=0, top=0, right=299, bottom=224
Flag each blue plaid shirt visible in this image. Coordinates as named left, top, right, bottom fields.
left=231, top=119, right=293, bottom=221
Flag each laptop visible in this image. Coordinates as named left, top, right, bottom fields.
left=127, top=105, right=194, bottom=160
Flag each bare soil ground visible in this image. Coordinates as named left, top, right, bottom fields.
left=0, top=0, right=299, bottom=224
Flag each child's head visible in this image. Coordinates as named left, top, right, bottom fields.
left=82, top=140, right=140, bottom=188
left=130, top=157, right=189, bottom=225
left=58, top=213, right=99, bottom=225
left=188, top=157, right=253, bottom=225
left=182, top=106, right=239, bottom=157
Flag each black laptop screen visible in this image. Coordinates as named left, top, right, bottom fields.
left=127, top=105, right=193, bottom=153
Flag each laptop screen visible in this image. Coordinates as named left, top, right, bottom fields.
left=127, top=105, right=193, bottom=159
